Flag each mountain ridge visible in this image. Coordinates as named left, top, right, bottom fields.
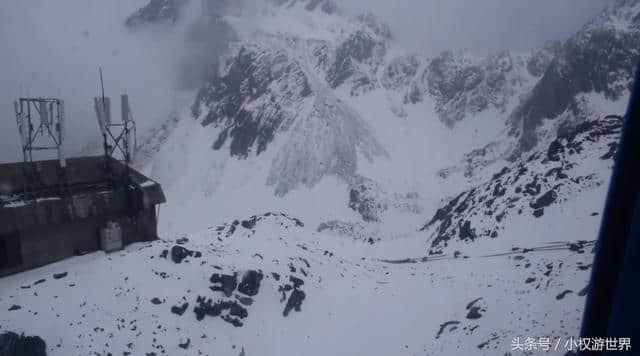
left=133, top=0, right=637, bottom=242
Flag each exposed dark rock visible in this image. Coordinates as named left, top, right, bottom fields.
left=176, top=237, right=189, bottom=244
left=268, top=0, right=339, bottom=14
left=0, top=332, right=47, bottom=356
left=222, top=315, right=243, bottom=327
left=578, top=285, right=589, bottom=297
left=317, top=220, right=371, bottom=241
left=193, top=297, right=248, bottom=326
left=151, top=297, right=163, bottom=305
left=326, top=27, right=386, bottom=90
left=171, top=303, right=189, bottom=316
left=458, top=220, right=477, bottom=241
left=577, top=263, right=592, bottom=271
left=210, top=273, right=237, bottom=297
left=600, top=142, right=618, bottom=160
left=178, top=338, right=190, bottom=349
left=556, top=290, right=573, bottom=300
left=547, top=140, right=564, bottom=162
left=545, top=167, right=568, bottom=180
left=435, top=321, right=460, bottom=339
left=465, top=298, right=485, bottom=319
left=125, top=0, right=186, bottom=29
left=193, top=44, right=312, bottom=158
left=382, top=55, right=420, bottom=90
left=303, top=0, right=339, bottom=14
left=524, top=176, right=541, bottom=196
left=492, top=182, right=506, bottom=197
left=423, top=111, right=620, bottom=252
left=425, top=50, right=523, bottom=126
left=422, top=192, right=464, bottom=231
left=492, top=166, right=510, bottom=180
left=170, top=245, right=201, bottom=264
left=8, top=305, right=21, bottom=311
left=283, top=289, right=306, bottom=317
left=530, top=190, right=557, bottom=210
left=569, top=242, right=586, bottom=253
left=237, top=271, right=263, bottom=297
left=53, top=272, right=67, bottom=280
left=510, top=6, right=640, bottom=155
left=289, top=276, right=304, bottom=289
left=171, top=246, right=190, bottom=263
left=466, top=307, right=483, bottom=320
left=240, top=217, right=257, bottom=229
left=477, top=335, right=499, bottom=350
left=348, top=176, right=388, bottom=222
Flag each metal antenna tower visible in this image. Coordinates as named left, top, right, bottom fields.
left=13, top=97, right=67, bottom=199
left=94, top=68, right=138, bottom=178
left=14, top=98, right=66, bottom=166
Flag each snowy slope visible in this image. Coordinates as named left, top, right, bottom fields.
left=422, top=100, right=623, bottom=255
left=138, top=0, right=551, bottom=238
left=140, top=0, right=637, bottom=240
left=0, top=209, right=599, bottom=356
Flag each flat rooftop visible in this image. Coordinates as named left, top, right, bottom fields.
left=0, top=156, right=163, bottom=206
left=0, top=156, right=165, bottom=234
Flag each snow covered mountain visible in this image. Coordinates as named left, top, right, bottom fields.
left=136, top=0, right=638, bottom=238
left=2, top=0, right=640, bottom=355
left=137, top=0, right=548, bottom=237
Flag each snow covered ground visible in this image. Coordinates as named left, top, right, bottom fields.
left=0, top=203, right=600, bottom=355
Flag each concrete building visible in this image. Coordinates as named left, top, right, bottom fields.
left=0, top=156, right=165, bottom=277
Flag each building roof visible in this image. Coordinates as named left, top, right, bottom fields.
left=0, top=156, right=165, bottom=233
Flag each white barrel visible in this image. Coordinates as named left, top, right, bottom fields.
left=100, top=221, right=123, bottom=253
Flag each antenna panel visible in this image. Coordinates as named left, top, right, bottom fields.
left=121, top=94, right=131, bottom=122
left=58, top=100, right=66, bottom=168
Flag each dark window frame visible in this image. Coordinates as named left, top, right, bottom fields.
left=0, top=232, right=22, bottom=268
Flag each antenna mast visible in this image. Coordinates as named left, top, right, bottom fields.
left=14, top=98, right=67, bottom=166
left=94, top=68, right=138, bottom=181
left=13, top=97, right=68, bottom=199
left=98, top=67, right=111, bottom=174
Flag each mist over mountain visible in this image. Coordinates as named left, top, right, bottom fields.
left=132, top=0, right=637, bottom=236
left=0, top=0, right=610, bottom=162
left=340, top=0, right=611, bottom=56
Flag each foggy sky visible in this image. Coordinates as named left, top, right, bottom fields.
left=341, top=0, right=611, bottom=55
left=0, top=0, right=191, bottom=162
left=0, top=0, right=613, bottom=162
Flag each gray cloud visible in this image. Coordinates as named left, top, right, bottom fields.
left=339, top=0, right=611, bottom=55
left=0, top=0, right=192, bottom=161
